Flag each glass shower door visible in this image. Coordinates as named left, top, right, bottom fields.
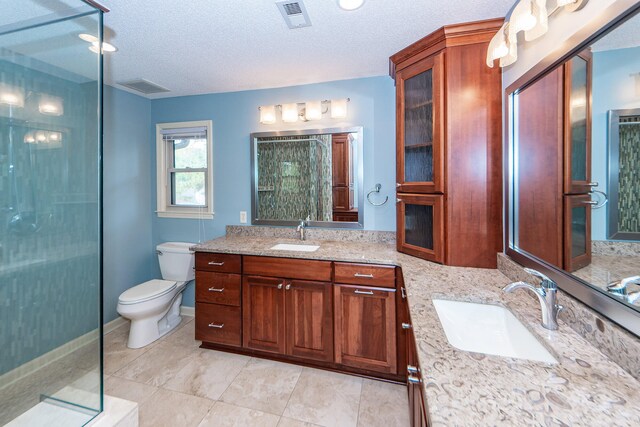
left=0, top=1, right=103, bottom=425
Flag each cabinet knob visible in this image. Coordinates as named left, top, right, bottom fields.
left=396, top=183, right=401, bottom=188
left=408, top=375, right=422, bottom=385
left=285, top=284, right=291, bottom=290
left=402, top=322, right=412, bottom=330
left=277, top=283, right=283, bottom=290
left=396, top=198, right=401, bottom=203
left=407, top=365, right=419, bottom=374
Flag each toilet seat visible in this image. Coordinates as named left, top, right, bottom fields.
left=118, top=279, right=177, bottom=305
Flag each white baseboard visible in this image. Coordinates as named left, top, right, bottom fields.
left=104, top=316, right=129, bottom=334
left=179, top=305, right=195, bottom=317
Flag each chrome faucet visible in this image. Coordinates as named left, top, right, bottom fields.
left=607, top=276, right=640, bottom=304
left=503, top=268, right=564, bottom=330
left=296, top=215, right=310, bottom=241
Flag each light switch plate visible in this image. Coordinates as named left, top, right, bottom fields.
left=240, top=211, right=247, bottom=224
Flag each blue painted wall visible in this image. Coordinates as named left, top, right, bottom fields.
left=149, top=76, right=396, bottom=306
left=591, top=47, right=640, bottom=240
left=103, top=86, right=155, bottom=321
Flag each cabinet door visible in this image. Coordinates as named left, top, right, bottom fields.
left=564, top=195, right=592, bottom=272
left=396, top=53, right=444, bottom=194
left=285, top=280, right=334, bottom=362
left=564, top=52, right=592, bottom=194
left=334, top=284, right=397, bottom=374
left=397, top=193, right=444, bottom=263
left=242, top=275, right=286, bottom=353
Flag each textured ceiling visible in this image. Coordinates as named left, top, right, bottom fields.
left=96, top=0, right=515, bottom=98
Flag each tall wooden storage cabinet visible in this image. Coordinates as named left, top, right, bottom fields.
left=390, top=19, right=504, bottom=268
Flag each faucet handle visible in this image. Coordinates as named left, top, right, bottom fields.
left=305, top=215, right=311, bottom=222
left=524, top=268, right=557, bottom=289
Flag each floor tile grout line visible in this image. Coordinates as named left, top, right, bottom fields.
left=354, top=378, right=365, bottom=427
left=212, top=354, right=252, bottom=402
left=279, top=363, right=305, bottom=419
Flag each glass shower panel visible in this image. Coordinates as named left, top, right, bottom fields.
left=0, top=1, right=103, bottom=425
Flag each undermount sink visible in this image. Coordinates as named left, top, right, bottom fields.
left=432, top=299, right=557, bottom=364
left=270, top=243, right=320, bottom=252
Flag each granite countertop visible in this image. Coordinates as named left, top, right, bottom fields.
left=193, top=235, right=640, bottom=426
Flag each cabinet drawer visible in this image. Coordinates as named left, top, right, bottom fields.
left=195, top=272, right=241, bottom=306
left=195, top=303, right=241, bottom=347
left=195, top=252, right=241, bottom=273
left=334, top=263, right=396, bottom=288
left=244, top=256, right=332, bottom=282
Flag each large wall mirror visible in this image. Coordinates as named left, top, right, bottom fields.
left=507, top=3, right=640, bottom=335
left=250, top=127, right=363, bottom=228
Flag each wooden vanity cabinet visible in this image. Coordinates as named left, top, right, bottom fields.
left=390, top=19, right=504, bottom=268
left=407, top=325, right=429, bottom=427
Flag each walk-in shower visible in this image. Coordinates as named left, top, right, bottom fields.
left=0, top=1, right=104, bottom=425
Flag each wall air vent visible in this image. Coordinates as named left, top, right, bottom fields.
left=276, top=0, right=312, bottom=29
left=117, top=78, right=170, bottom=95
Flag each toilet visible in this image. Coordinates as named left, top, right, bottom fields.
left=117, top=242, right=195, bottom=349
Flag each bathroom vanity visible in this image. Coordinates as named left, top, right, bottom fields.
left=192, top=232, right=640, bottom=426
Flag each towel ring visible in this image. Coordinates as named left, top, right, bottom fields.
left=589, top=189, right=608, bottom=209
left=367, top=184, right=389, bottom=206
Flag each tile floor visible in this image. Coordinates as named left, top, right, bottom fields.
left=105, top=316, right=410, bottom=427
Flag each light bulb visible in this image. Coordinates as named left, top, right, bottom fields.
left=330, top=99, right=348, bottom=119
left=24, top=132, right=36, bottom=144
left=79, top=33, right=98, bottom=43
left=0, top=83, right=25, bottom=107
left=39, top=95, right=64, bottom=116
left=556, top=0, right=576, bottom=6
left=305, top=101, right=322, bottom=120
left=35, top=131, right=47, bottom=142
left=492, top=42, right=509, bottom=60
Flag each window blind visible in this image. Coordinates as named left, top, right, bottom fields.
left=161, top=126, right=207, bottom=140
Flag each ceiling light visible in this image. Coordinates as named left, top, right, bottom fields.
left=305, top=101, right=322, bottom=120
left=89, top=41, right=118, bottom=54
left=259, top=105, right=277, bottom=124
left=338, top=0, right=364, bottom=11
left=330, top=99, right=348, bottom=119
left=281, top=103, right=299, bottom=123
left=79, top=33, right=98, bottom=43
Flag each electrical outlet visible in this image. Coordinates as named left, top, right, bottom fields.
left=240, top=211, right=247, bottom=224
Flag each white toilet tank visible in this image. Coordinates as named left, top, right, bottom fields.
left=157, top=242, right=195, bottom=282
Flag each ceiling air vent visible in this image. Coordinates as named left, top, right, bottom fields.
left=276, top=0, right=312, bottom=29
left=117, top=78, right=170, bottom=95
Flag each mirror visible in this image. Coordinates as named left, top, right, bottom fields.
left=509, top=7, right=640, bottom=323
left=251, top=127, right=363, bottom=228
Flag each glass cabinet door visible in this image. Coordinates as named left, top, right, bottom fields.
left=397, top=194, right=444, bottom=263
left=564, top=52, right=592, bottom=194
left=564, top=194, right=592, bottom=272
left=396, top=53, right=444, bottom=194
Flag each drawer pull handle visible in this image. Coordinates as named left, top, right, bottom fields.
left=354, top=273, right=374, bottom=278
left=407, top=365, right=419, bottom=374
left=208, top=323, right=224, bottom=329
left=354, top=290, right=374, bottom=295
left=408, top=375, right=422, bottom=385
left=402, top=322, right=412, bottom=330
left=208, top=287, right=225, bottom=292
left=208, top=261, right=225, bottom=266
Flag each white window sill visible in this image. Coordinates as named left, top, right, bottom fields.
left=156, top=210, right=214, bottom=219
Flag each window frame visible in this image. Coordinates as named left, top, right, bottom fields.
left=156, top=120, right=214, bottom=219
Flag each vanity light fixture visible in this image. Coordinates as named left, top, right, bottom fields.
left=38, top=94, right=64, bottom=116
left=305, top=100, right=323, bottom=120
left=23, top=132, right=36, bottom=144
left=487, top=0, right=588, bottom=68
left=338, top=0, right=364, bottom=11
left=0, top=83, right=25, bottom=107
left=79, top=33, right=117, bottom=54
left=259, top=105, right=277, bottom=124
left=281, top=103, right=299, bottom=123
left=330, top=98, right=348, bottom=119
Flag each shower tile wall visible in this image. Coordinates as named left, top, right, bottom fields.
left=618, top=118, right=640, bottom=233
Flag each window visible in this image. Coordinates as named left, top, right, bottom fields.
left=156, top=120, right=213, bottom=218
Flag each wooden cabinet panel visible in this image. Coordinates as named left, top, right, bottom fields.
left=332, top=134, right=349, bottom=187
left=406, top=318, right=428, bottom=427
left=397, top=193, right=444, bottom=263
left=285, top=280, right=333, bottom=362
left=242, top=275, right=286, bottom=353
left=244, top=256, right=332, bottom=282
left=334, top=263, right=396, bottom=288
left=334, top=284, right=397, bottom=374
left=396, top=53, right=445, bottom=194
left=332, top=211, right=358, bottom=222
left=195, top=252, right=242, bottom=273
left=332, top=187, right=350, bottom=211
left=195, top=303, right=242, bottom=347
left=195, top=271, right=241, bottom=306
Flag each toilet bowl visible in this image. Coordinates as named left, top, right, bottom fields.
left=117, top=242, right=195, bottom=349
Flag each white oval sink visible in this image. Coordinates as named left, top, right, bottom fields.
left=432, top=299, right=557, bottom=364
left=270, top=243, right=320, bottom=252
